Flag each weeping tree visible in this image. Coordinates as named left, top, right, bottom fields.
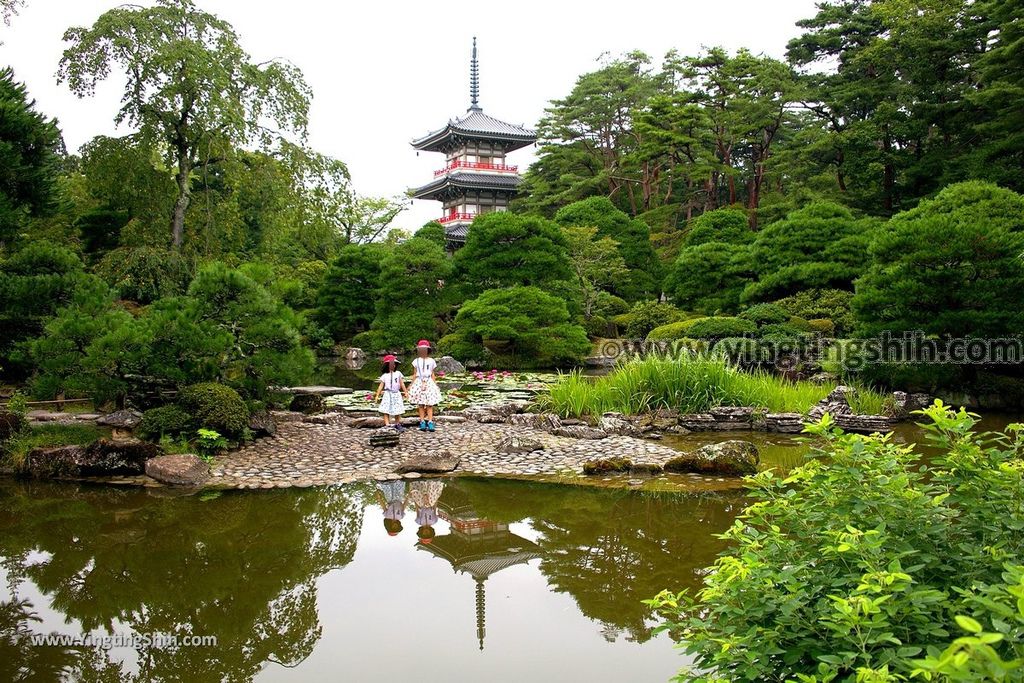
left=58, top=0, right=312, bottom=250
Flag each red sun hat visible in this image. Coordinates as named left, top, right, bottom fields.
left=416, top=339, right=431, bottom=348
left=382, top=354, right=397, bottom=363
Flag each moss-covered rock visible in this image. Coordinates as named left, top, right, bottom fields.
left=582, top=457, right=633, bottom=475
left=24, top=438, right=161, bottom=478
left=664, top=440, right=759, bottom=476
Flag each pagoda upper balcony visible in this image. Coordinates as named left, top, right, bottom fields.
left=434, top=160, right=519, bottom=177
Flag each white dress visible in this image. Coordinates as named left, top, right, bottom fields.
left=408, top=357, right=442, bottom=406
left=377, top=371, right=405, bottom=415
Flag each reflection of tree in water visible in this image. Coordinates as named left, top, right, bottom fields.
left=0, top=480, right=369, bottom=682
left=450, top=479, right=741, bottom=643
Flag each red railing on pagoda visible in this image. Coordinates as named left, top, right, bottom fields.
left=433, top=160, right=519, bottom=177
left=439, top=213, right=475, bottom=224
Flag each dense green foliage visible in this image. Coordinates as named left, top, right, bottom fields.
left=178, top=382, right=249, bottom=439
left=554, top=197, right=661, bottom=299
left=137, top=404, right=194, bottom=441
left=94, top=246, right=191, bottom=304
left=0, top=67, right=62, bottom=246
left=442, top=286, right=591, bottom=368
left=853, top=182, right=1024, bottom=338
left=315, top=244, right=385, bottom=340
left=743, top=202, right=877, bottom=303
left=453, top=212, right=571, bottom=292
left=650, top=403, right=1024, bottom=681
left=356, top=237, right=452, bottom=351
left=665, top=241, right=751, bottom=314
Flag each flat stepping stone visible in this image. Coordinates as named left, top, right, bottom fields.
left=277, top=386, right=353, bottom=396
left=394, top=451, right=460, bottom=474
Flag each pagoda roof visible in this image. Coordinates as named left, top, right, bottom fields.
left=411, top=171, right=523, bottom=200
left=411, top=109, right=537, bottom=153
left=418, top=530, right=543, bottom=581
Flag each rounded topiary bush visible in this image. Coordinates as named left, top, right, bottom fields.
left=807, top=318, right=836, bottom=336
left=646, top=317, right=708, bottom=341
left=178, top=383, right=249, bottom=439
left=739, top=303, right=790, bottom=327
left=137, top=405, right=195, bottom=441
left=684, top=316, right=757, bottom=340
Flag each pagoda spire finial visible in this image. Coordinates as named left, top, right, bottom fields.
left=469, top=37, right=481, bottom=112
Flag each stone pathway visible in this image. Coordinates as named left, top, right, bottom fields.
left=210, top=417, right=686, bottom=490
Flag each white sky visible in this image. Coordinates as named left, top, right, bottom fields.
left=0, top=0, right=819, bottom=230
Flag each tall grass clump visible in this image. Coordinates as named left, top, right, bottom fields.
left=544, top=354, right=886, bottom=417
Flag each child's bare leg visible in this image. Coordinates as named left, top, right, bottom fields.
left=382, top=414, right=391, bottom=426
left=418, top=405, right=425, bottom=420
left=427, top=406, right=434, bottom=421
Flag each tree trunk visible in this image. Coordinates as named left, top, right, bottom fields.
left=171, top=153, right=192, bottom=250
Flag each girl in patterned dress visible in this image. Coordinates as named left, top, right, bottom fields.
left=408, top=479, right=445, bottom=544
left=374, top=354, right=409, bottom=431
left=375, top=480, right=406, bottom=536
left=408, top=339, right=443, bottom=432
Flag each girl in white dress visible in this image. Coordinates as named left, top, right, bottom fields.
left=408, top=339, right=443, bottom=432
left=374, top=354, right=409, bottom=430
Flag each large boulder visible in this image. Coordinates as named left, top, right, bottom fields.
left=495, top=434, right=543, bottom=454
left=22, top=445, right=86, bottom=478
left=506, top=412, right=562, bottom=432
left=677, top=413, right=717, bottom=431
left=464, top=401, right=528, bottom=423
left=807, top=385, right=854, bottom=421
left=81, top=439, right=161, bottom=475
left=582, top=457, right=632, bottom=475
left=633, top=409, right=681, bottom=432
left=709, top=406, right=754, bottom=430
left=599, top=412, right=642, bottom=437
left=394, top=451, right=460, bottom=474
left=248, top=409, right=277, bottom=438
left=664, top=440, right=760, bottom=476
left=435, top=356, right=466, bottom=375
left=289, top=393, right=325, bottom=415
left=551, top=425, right=607, bottom=440
left=145, top=454, right=210, bottom=486
left=765, top=412, right=805, bottom=433
left=24, top=438, right=160, bottom=478
left=891, top=391, right=933, bottom=420
left=834, top=414, right=894, bottom=434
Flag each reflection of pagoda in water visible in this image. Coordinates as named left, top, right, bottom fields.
left=418, top=488, right=542, bottom=650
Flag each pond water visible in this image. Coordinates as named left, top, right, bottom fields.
left=661, top=412, right=1021, bottom=474
left=0, top=478, right=743, bottom=682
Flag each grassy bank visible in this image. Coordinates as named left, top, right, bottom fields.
left=543, top=356, right=888, bottom=417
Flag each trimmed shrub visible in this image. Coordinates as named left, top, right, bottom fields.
left=178, top=383, right=249, bottom=439
left=137, top=405, right=194, bottom=441
left=684, top=317, right=757, bottom=340
left=623, top=301, right=685, bottom=338
left=646, top=318, right=708, bottom=341
left=774, top=289, right=855, bottom=336
left=738, top=303, right=790, bottom=327
left=807, top=318, right=836, bottom=336
left=449, top=286, right=591, bottom=368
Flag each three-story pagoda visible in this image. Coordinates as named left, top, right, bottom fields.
left=411, top=38, right=536, bottom=249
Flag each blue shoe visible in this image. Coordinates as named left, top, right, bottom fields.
left=418, top=420, right=427, bottom=431
left=394, top=423, right=406, bottom=433
left=427, top=421, right=436, bottom=432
